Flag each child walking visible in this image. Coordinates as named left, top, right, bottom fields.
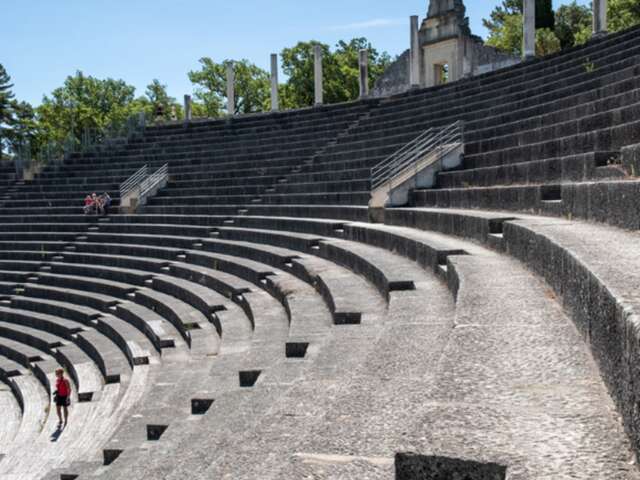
left=54, top=368, right=71, bottom=428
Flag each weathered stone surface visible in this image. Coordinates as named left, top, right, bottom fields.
left=1, top=20, right=640, bottom=480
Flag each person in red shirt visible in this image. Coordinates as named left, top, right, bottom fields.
left=54, top=368, right=71, bottom=427
left=83, top=195, right=94, bottom=215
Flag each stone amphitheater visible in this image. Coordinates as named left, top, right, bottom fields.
left=2, top=6, right=640, bottom=480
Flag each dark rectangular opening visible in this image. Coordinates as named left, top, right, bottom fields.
left=78, top=392, right=94, bottom=403
left=191, top=398, right=215, bottom=415
left=388, top=281, right=416, bottom=292
left=488, top=219, right=513, bottom=235
left=239, top=370, right=261, bottom=387
left=540, top=184, right=562, bottom=202
left=60, top=475, right=79, bottom=480
left=286, top=342, right=309, bottom=358
left=146, top=424, right=168, bottom=441
left=103, top=449, right=123, bottom=466
left=133, top=355, right=150, bottom=366
left=395, top=453, right=507, bottom=480
left=333, top=312, right=362, bottom=325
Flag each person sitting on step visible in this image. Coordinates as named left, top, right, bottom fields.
left=90, top=192, right=100, bottom=215
left=83, top=194, right=94, bottom=215
left=54, top=368, right=71, bottom=428
left=99, top=192, right=112, bottom=216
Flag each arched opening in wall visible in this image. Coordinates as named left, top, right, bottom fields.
left=434, top=63, right=449, bottom=85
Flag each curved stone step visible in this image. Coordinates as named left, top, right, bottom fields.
left=0, top=324, right=106, bottom=401
left=0, top=380, right=21, bottom=447
left=0, top=306, right=130, bottom=383
left=79, top=243, right=453, bottom=480
left=385, top=206, right=640, bottom=459
left=0, top=372, right=48, bottom=449
left=8, top=295, right=155, bottom=367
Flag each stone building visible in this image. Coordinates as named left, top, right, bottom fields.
left=372, top=0, right=520, bottom=96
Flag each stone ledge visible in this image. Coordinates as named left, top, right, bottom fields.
left=386, top=206, right=640, bottom=459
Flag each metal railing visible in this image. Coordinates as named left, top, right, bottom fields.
left=371, top=120, right=464, bottom=191
left=140, top=163, right=169, bottom=200
left=120, top=165, right=148, bottom=198
left=119, top=163, right=169, bottom=206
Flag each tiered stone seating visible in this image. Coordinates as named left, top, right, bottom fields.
left=405, top=27, right=640, bottom=228
left=2, top=23, right=640, bottom=480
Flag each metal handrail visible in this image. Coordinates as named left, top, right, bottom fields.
left=371, top=121, right=464, bottom=191
left=139, top=164, right=169, bottom=200
left=120, top=165, right=148, bottom=198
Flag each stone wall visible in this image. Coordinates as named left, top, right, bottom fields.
left=371, top=41, right=520, bottom=98
left=371, top=50, right=411, bottom=98
left=471, top=42, right=521, bottom=75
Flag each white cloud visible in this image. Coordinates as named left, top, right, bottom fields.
left=327, top=18, right=405, bottom=31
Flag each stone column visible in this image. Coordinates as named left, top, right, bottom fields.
left=359, top=49, right=369, bottom=98
left=593, top=0, right=608, bottom=37
left=226, top=63, right=235, bottom=115
left=523, top=0, right=536, bottom=59
left=183, top=95, right=192, bottom=123
left=270, top=54, right=279, bottom=111
left=314, top=45, right=323, bottom=105
left=409, top=15, right=420, bottom=87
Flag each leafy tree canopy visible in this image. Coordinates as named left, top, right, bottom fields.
left=37, top=71, right=138, bottom=144
left=0, top=64, right=16, bottom=159
left=555, top=1, right=592, bottom=49
left=144, top=79, right=182, bottom=120
left=609, top=0, right=640, bottom=32
left=280, top=38, right=391, bottom=109
left=188, top=58, right=270, bottom=116
left=485, top=0, right=640, bottom=56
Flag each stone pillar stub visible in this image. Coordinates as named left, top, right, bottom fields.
left=314, top=45, right=323, bottom=105
left=183, top=95, right=192, bottom=122
left=270, top=54, right=279, bottom=111
left=226, top=63, right=235, bottom=115
left=523, top=0, right=536, bottom=59
left=593, top=0, right=608, bottom=36
left=410, top=15, right=420, bottom=86
left=359, top=49, right=369, bottom=98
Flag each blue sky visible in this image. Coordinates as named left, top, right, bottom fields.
left=1, top=0, right=590, bottom=106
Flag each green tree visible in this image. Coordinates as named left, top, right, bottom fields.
left=146, top=79, right=172, bottom=109
left=280, top=39, right=391, bottom=109
left=572, top=0, right=640, bottom=45
left=36, top=71, right=137, bottom=145
left=0, top=64, right=16, bottom=159
left=609, top=0, right=640, bottom=32
left=483, top=0, right=523, bottom=32
left=536, top=0, right=555, bottom=29
left=486, top=0, right=640, bottom=55
left=280, top=41, right=331, bottom=109
left=485, top=13, right=526, bottom=55
left=188, top=58, right=270, bottom=116
left=485, top=1, right=562, bottom=56
left=332, top=38, right=392, bottom=101
left=6, top=101, right=39, bottom=152
left=536, top=27, right=562, bottom=56
left=144, top=79, right=184, bottom=120
left=555, top=1, right=592, bottom=49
